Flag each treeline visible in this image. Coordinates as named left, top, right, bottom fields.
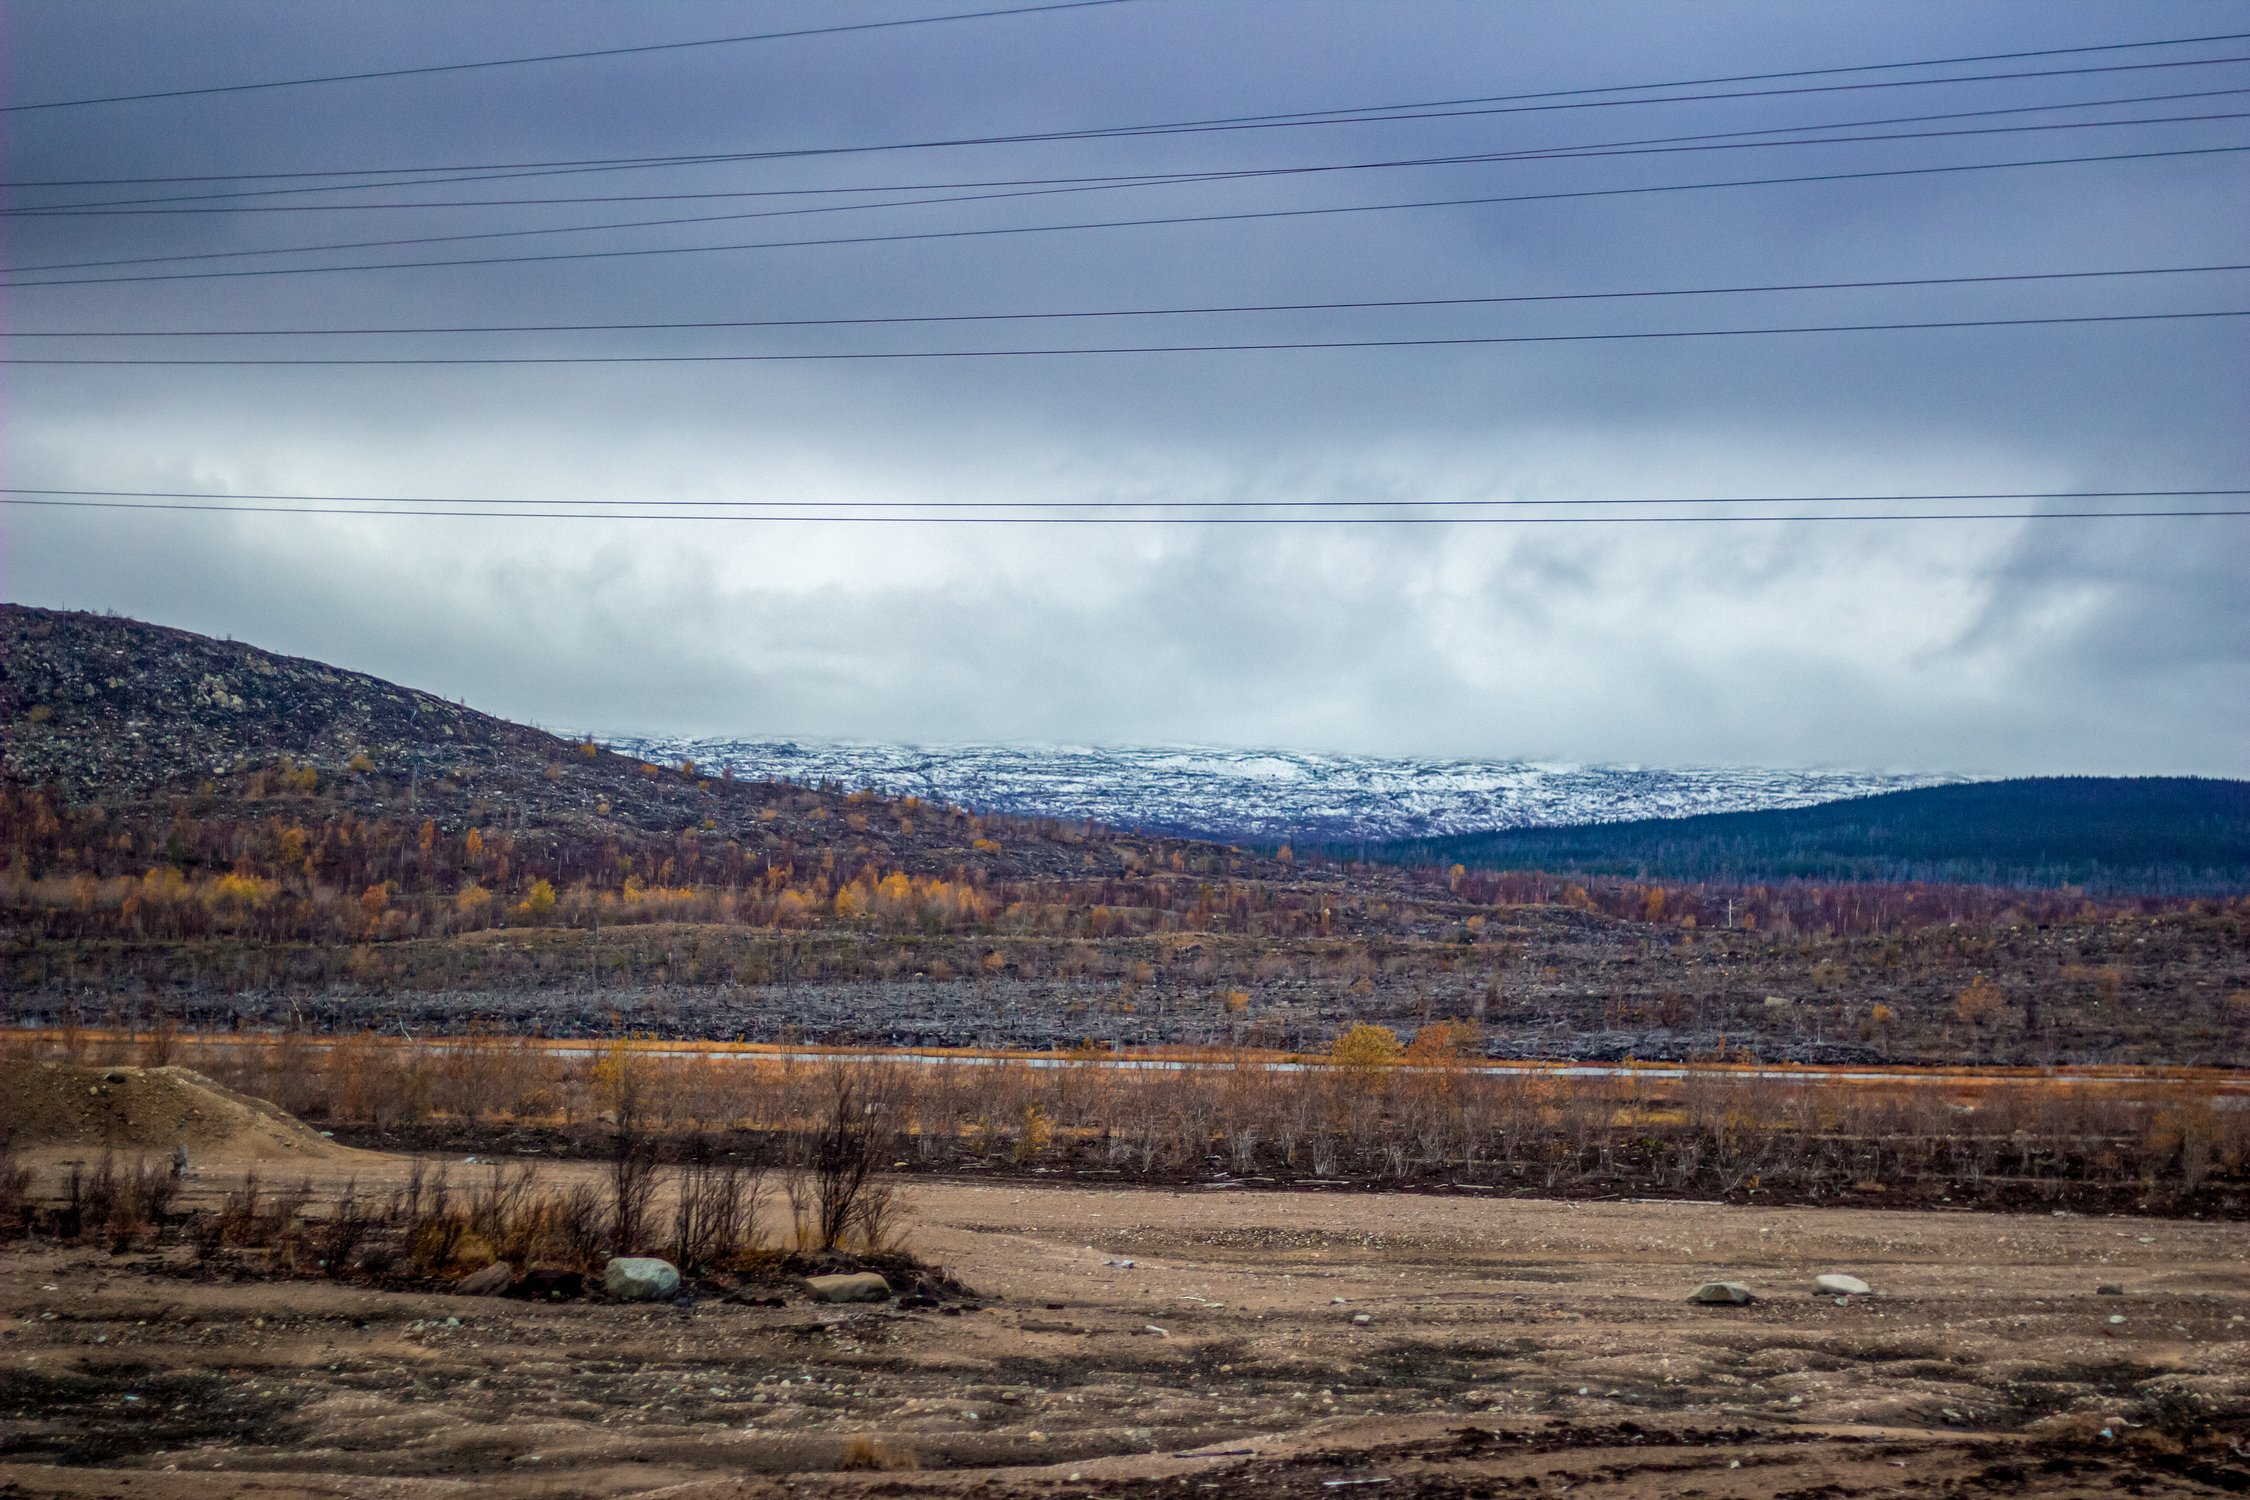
left=9, top=778, right=2238, bottom=961
left=1363, top=778, right=2250, bottom=895
left=0, top=781, right=1351, bottom=945
left=18, top=1028, right=2244, bottom=1217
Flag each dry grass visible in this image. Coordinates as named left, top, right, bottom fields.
left=838, top=1434, right=919, bottom=1471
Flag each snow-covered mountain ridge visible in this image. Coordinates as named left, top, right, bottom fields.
left=597, top=737, right=1962, bottom=845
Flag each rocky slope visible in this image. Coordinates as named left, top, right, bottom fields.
left=0, top=605, right=1251, bottom=881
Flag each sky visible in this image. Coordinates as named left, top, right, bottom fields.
left=2, top=0, right=2244, bottom=776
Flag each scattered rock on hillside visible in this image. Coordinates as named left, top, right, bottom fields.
left=1815, top=1273, right=1872, bottom=1296
left=1689, top=1282, right=1757, bottom=1305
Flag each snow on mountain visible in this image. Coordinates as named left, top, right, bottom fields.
left=598, top=737, right=1960, bottom=845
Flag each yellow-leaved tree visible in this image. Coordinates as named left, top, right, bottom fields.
left=1329, top=1022, right=1403, bottom=1077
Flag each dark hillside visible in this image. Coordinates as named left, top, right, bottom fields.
left=0, top=603, right=1251, bottom=883
left=1358, top=777, right=2250, bottom=894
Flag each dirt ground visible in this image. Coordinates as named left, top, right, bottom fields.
left=4, top=1151, right=2248, bottom=1498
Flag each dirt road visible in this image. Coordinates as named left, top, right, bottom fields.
left=4, top=1161, right=2246, bottom=1496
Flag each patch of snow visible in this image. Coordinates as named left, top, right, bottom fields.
left=600, top=737, right=1964, bottom=845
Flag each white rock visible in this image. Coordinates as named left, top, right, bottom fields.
left=1815, top=1273, right=1872, bottom=1296
left=604, top=1256, right=681, bottom=1301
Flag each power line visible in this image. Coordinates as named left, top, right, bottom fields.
left=12, top=143, right=2246, bottom=290
left=10, top=309, right=2243, bottom=365
left=18, top=83, right=2243, bottom=216
left=8, top=494, right=2241, bottom=519
left=11, top=30, right=2247, bottom=190
left=0, top=1, right=1140, bottom=114
left=18, top=105, right=2247, bottom=277
left=18, top=263, right=2238, bottom=340
left=8, top=495, right=2244, bottom=525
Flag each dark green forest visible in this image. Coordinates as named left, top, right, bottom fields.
left=1353, top=777, right=2250, bottom=894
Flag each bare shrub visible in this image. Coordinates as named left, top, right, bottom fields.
left=314, top=1178, right=377, bottom=1275
left=401, top=1166, right=469, bottom=1274
left=103, top=1154, right=180, bottom=1249
left=0, top=1139, right=31, bottom=1238
left=671, top=1141, right=766, bottom=1273
left=796, top=1064, right=900, bottom=1252
left=202, top=1169, right=312, bottom=1259
left=561, top=1181, right=611, bottom=1268
left=596, top=1040, right=666, bottom=1255
left=466, top=1162, right=541, bottom=1259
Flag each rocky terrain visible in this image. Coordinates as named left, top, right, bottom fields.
left=4, top=1159, right=2246, bottom=1498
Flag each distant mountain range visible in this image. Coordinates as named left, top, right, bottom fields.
left=1361, top=777, right=2250, bottom=895
left=600, top=736, right=1958, bottom=845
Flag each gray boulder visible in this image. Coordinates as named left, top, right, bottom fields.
left=1689, top=1281, right=1757, bottom=1305
left=1814, top=1273, right=1871, bottom=1296
left=456, top=1262, right=514, bottom=1297
left=803, top=1271, right=892, bottom=1303
left=604, top=1256, right=682, bottom=1301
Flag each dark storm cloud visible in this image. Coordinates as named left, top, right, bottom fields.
left=3, top=0, right=2245, bottom=774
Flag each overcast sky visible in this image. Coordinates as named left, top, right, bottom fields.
left=3, top=1, right=2244, bottom=775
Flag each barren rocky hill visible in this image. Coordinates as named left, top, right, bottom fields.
left=0, top=604, right=1273, bottom=882
left=4, top=605, right=582, bottom=802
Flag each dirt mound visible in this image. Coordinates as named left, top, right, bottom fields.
left=0, top=1061, right=357, bottom=1161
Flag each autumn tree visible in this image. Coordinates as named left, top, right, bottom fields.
left=1329, top=1022, right=1403, bottom=1077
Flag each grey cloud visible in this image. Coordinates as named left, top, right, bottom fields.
left=4, top=0, right=2245, bottom=777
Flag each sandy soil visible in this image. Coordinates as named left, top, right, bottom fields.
left=4, top=1153, right=2247, bottom=1497
left=0, top=1062, right=368, bottom=1163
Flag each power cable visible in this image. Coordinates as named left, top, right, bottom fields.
left=0, top=1, right=1140, bottom=114
left=16, top=263, right=2237, bottom=341
left=8, top=495, right=2244, bottom=525
left=11, top=143, right=2245, bottom=290
left=10, top=30, right=2247, bottom=190
left=15, top=105, right=2246, bottom=277
left=9, top=309, right=2243, bottom=365
left=8, top=492, right=2241, bottom=517
left=16, top=82, right=2242, bottom=216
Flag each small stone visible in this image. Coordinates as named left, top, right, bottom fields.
left=1689, top=1282, right=1756, bottom=1305
left=1815, top=1274, right=1871, bottom=1296
left=801, top=1272, right=891, bottom=1304
left=2108, top=1314, right=2127, bottom=1325
left=456, top=1263, right=513, bottom=1297
left=1351, top=1313, right=1372, bottom=1325
left=604, top=1256, right=681, bottom=1301
left=2097, top=1284, right=2126, bottom=1296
